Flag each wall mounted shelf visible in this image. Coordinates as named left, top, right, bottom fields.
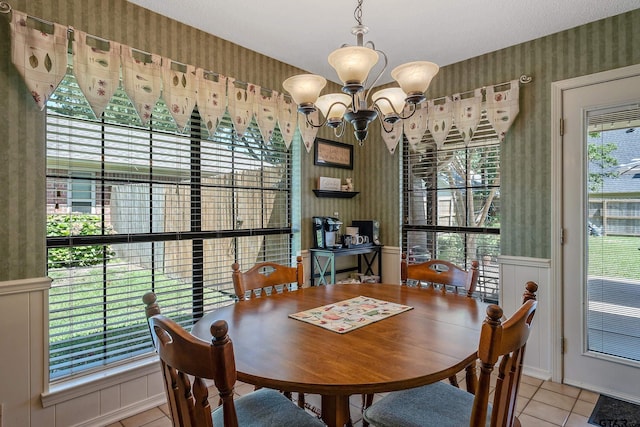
left=312, top=190, right=359, bottom=199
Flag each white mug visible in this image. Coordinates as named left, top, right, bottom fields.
left=356, top=235, right=368, bottom=244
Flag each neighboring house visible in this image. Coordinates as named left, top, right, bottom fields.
left=588, top=127, right=640, bottom=236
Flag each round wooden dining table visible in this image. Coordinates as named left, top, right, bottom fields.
left=191, top=283, right=490, bottom=427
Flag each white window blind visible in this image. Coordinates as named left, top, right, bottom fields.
left=586, top=107, right=640, bottom=363
left=402, top=112, right=501, bottom=302
left=46, top=72, right=293, bottom=380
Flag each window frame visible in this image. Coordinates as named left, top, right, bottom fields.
left=45, top=72, right=296, bottom=382
left=401, top=118, right=501, bottom=302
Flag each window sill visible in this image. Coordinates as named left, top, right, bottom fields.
left=41, top=355, right=161, bottom=408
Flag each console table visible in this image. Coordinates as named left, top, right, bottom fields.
left=309, top=245, right=382, bottom=286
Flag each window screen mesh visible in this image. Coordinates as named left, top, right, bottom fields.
left=46, top=72, right=293, bottom=380
left=402, top=112, right=501, bottom=302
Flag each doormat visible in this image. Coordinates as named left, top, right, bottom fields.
left=589, top=394, right=640, bottom=426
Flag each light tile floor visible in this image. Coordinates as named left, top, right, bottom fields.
left=109, top=374, right=599, bottom=427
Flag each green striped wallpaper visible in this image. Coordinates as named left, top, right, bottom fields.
left=0, top=1, right=638, bottom=280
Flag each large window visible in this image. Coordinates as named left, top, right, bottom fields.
left=46, top=72, right=295, bottom=381
left=402, top=115, right=501, bottom=302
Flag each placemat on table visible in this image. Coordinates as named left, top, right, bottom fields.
left=289, top=295, right=413, bottom=333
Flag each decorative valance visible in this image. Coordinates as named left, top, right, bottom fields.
left=120, top=47, right=163, bottom=126
left=380, top=77, right=530, bottom=154
left=4, top=4, right=531, bottom=154
left=72, top=29, right=121, bottom=119
left=10, top=10, right=67, bottom=110
left=5, top=6, right=305, bottom=148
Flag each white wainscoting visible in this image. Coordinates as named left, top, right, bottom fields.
left=499, top=255, right=553, bottom=380
left=0, top=277, right=51, bottom=427
left=0, top=277, right=166, bottom=427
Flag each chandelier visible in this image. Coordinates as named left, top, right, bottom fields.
left=283, top=0, right=439, bottom=145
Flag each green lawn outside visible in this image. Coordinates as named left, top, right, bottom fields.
left=48, top=259, right=232, bottom=378
left=48, top=261, right=194, bottom=341
left=588, top=235, right=640, bottom=280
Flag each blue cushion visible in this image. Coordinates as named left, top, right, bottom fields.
left=364, top=381, right=492, bottom=427
left=212, top=388, right=325, bottom=426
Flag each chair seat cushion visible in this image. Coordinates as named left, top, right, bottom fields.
left=212, top=388, right=325, bottom=427
left=363, top=381, right=492, bottom=427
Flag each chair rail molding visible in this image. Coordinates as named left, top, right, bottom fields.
left=0, top=276, right=51, bottom=295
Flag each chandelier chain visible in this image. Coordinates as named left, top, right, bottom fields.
left=354, top=0, right=363, bottom=25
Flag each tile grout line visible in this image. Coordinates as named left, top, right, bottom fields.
left=562, top=396, right=582, bottom=427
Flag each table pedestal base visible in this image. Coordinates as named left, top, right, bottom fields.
left=321, top=394, right=351, bottom=427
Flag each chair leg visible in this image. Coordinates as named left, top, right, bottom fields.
left=465, top=361, right=477, bottom=394
left=297, top=392, right=305, bottom=409
left=448, top=362, right=477, bottom=391
left=362, top=393, right=374, bottom=427
left=448, top=375, right=459, bottom=387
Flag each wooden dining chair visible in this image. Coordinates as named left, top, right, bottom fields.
left=361, top=255, right=481, bottom=426
left=361, top=256, right=481, bottom=426
left=142, top=292, right=325, bottom=427
left=232, top=255, right=304, bottom=301
left=231, top=256, right=310, bottom=410
left=402, top=253, right=480, bottom=388
left=363, top=282, right=538, bottom=427
left=401, top=253, right=480, bottom=297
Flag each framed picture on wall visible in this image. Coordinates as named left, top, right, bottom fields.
left=314, top=138, right=354, bottom=169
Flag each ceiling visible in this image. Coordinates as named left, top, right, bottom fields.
left=126, top=0, right=638, bottom=86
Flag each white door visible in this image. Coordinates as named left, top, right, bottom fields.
left=561, top=69, right=640, bottom=402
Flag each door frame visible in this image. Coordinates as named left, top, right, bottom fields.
left=550, top=63, right=640, bottom=383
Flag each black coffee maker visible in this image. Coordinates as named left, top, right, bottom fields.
left=312, top=216, right=343, bottom=248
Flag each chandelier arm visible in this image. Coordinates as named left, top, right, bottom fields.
left=364, top=48, right=388, bottom=105
left=372, top=97, right=417, bottom=120
left=305, top=113, right=327, bottom=129
left=379, top=117, right=396, bottom=134
left=398, top=103, right=417, bottom=120
left=333, top=121, right=346, bottom=138
left=325, top=101, right=351, bottom=118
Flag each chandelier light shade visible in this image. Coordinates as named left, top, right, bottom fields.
left=371, top=88, right=407, bottom=123
left=391, top=61, right=440, bottom=104
left=282, top=74, right=327, bottom=113
left=316, top=93, right=352, bottom=127
left=282, top=0, right=439, bottom=145
left=328, top=46, right=379, bottom=92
